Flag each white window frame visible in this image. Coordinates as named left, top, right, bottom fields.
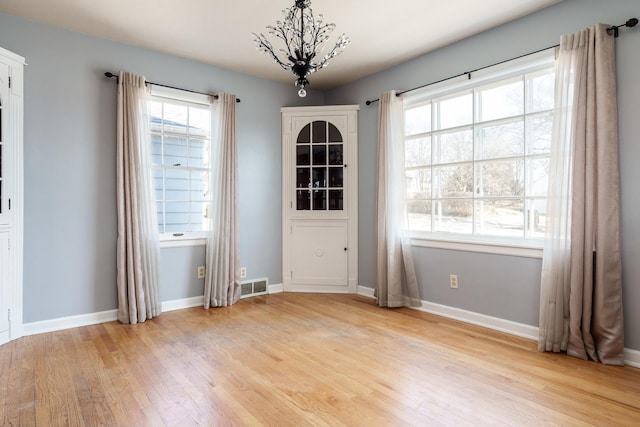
left=402, top=50, right=555, bottom=258
left=150, top=85, right=211, bottom=247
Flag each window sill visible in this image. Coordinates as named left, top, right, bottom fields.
left=159, top=235, right=207, bottom=249
left=409, top=235, right=543, bottom=259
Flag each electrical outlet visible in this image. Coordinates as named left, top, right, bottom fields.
left=240, top=267, right=247, bottom=279
left=449, top=274, right=458, bottom=289
left=197, top=266, right=205, bottom=279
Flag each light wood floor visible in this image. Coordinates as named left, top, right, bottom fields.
left=2, top=293, right=640, bottom=426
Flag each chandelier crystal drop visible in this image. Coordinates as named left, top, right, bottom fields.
left=252, top=0, right=350, bottom=97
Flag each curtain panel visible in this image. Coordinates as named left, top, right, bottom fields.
left=538, top=24, right=624, bottom=364
left=375, top=91, right=422, bottom=308
left=204, top=93, right=241, bottom=308
left=116, top=71, right=162, bottom=324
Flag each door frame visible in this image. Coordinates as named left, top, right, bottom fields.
left=281, top=105, right=359, bottom=293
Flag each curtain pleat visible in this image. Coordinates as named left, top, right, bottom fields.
left=538, top=24, right=624, bottom=364
left=204, top=93, right=240, bottom=308
left=375, top=91, right=422, bottom=308
left=116, top=71, right=162, bottom=324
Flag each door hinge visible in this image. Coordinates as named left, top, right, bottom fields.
left=290, top=270, right=293, bottom=279
left=8, top=76, right=11, bottom=88
left=8, top=198, right=11, bottom=210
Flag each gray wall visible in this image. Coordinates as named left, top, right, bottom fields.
left=326, top=0, right=640, bottom=350
left=0, top=12, right=323, bottom=323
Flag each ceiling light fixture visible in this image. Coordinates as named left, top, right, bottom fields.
left=252, top=0, right=350, bottom=97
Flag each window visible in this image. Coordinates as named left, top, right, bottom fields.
left=149, top=88, right=211, bottom=237
left=403, top=53, right=554, bottom=247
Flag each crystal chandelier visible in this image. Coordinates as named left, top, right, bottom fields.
left=252, top=0, right=350, bottom=97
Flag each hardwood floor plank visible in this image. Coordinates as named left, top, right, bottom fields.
left=2, top=293, right=640, bottom=426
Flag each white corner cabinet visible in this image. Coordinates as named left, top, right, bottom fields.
left=0, top=46, right=25, bottom=345
left=281, top=105, right=359, bottom=293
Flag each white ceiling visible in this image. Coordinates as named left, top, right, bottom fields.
left=0, top=0, right=563, bottom=90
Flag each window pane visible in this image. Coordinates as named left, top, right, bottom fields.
left=526, top=198, right=546, bottom=238
left=434, top=164, right=473, bottom=198
left=312, top=121, right=326, bottom=143
left=405, top=103, right=431, bottom=135
left=405, top=136, right=431, bottom=167
left=163, top=103, right=189, bottom=135
left=476, top=160, right=524, bottom=197
left=475, top=199, right=524, bottom=237
left=312, top=167, right=326, bottom=188
left=189, top=106, right=210, bottom=136
left=313, top=190, right=326, bottom=210
left=297, top=124, right=310, bottom=143
left=328, top=145, right=343, bottom=165
left=526, top=114, right=552, bottom=154
left=153, top=168, right=164, bottom=201
left=328, top=190, right=343, bottom=210
left=191, top=171, right=205, bottom=202
left=434, top=130, right=472, bottom=164
left=406, top=168, right=431, bottom=199
left=165, top=169, right=190, bottom=201
left=328, top=123, right=343, bottom=142
left=189, top=202, right=205, bottom=230
left=476, top=77, right=523, bottom=122
left=151, top=134, right=162, bottom=165
left=526, top=157, right=549, bottom=197
left=407, top=200, right=431, bottom=232
left=296, top=168, right=310, bottom=188
left=435, top=92, right=472, bottom=130
left=297, top=146, right=310, bottom=165
left=433, top=200, right=473, bottom=234
left=164, top=201, right=190, bottom=232
left=312, top=146, right=326, bottom=165
left=188, top=140, right=205, bottom=167
left=476, top=121, right=524, bottom=160
left=328, top=167, right=343, bottom=187
left=527, top=70, right=554, bottom=113
left=163, top=137, right=188, bottom=166
left=297, top=190, right=310, bottom=210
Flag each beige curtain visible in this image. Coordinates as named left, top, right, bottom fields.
left=204, top=93, right=241, bottom=308
left=375, top=90, right=422, bottom=308
left=116, top=71, right=162, bottom=324
left=538, top=24, right=624, bottom=364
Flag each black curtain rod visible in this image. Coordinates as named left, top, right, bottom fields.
left=365, top=17, right=638, bottom=106
left=104, top=72, right=241, bottom=103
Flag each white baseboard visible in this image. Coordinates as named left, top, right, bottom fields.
left=357, top=285, right=375, bottom=298
left=23, top=296, right=204, bottom=336
left=162, top=296, right=203, bottom=312
left=414, top=300, right=539, bottom=341
left=23, top=309, right=118, bottom=336
left=268, top=283, right=284, bottom=294
left=624, top=348, right=640, bottom=368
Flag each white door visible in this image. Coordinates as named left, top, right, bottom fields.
left=282, top=106, right=358, bottom=293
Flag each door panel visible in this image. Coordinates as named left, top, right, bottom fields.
left=290, top=221, right=348, bottom=287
